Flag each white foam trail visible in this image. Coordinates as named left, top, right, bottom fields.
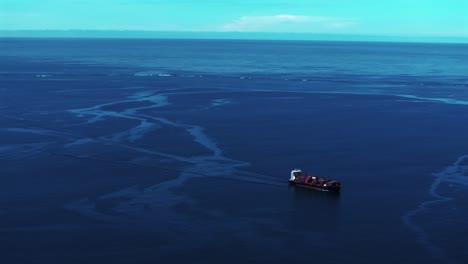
left=187, top=126, right=222, bottom=157
left=137, top=114, right=226, bottom=158
left=64, top=90, right=283, bottom=223
left=211, top=98, right=231, bottom=107
left=128, top=91, right=153, bottom=99
left=69, top=93, right=169, bottom=124
left=158, top=73, right=172, bottom=77
left=116, top=143, right=194, bottom=163
left=225, top=87, right=468, bottom=107
left=397, top=95, right=468, bottom=106
left=402, top=155, right=468, bottom=264
left=262, top=97, right=304, bottom=100
left=201, top=98, right=233, bottom=111
left=35, top=74, right=51, bottom=78
left=108, top=120, right=159, bottom=142
left=132, top=71, right=172, bottom=77
left=75, top=157, right=279, bottom=220
left=133, top=73, right=154, bottom=77
left=68, top=92, right=169, bottom=145
left=65, top=142, right=281, bottom=222
left=0, top=127, right=83, bottom=159
left=1, top=127, right=74, bottom=139
left=64, top=138, right=95, bottom=148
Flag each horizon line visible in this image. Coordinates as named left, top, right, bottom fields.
left=1, top=30, right=468, bottom=44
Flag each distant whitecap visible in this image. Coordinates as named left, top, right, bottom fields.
left=35, top=74, right=51, bottom=78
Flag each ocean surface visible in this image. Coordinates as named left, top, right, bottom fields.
left=1, top=38, right=468, bottom=264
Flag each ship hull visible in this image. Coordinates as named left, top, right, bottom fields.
left=289, top=179, right=341, bottom=192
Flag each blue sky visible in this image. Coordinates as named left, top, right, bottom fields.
left=1, top=0, right=467, bottom=37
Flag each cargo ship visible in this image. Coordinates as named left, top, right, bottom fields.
left=289, top=169, right=341, bottom=192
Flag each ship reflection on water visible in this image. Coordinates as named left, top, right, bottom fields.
left=288, top=183, right=341, bottom=199
left=287, top=184, right=341, bottom=231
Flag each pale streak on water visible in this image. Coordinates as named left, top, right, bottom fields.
left=1, top=71, right=468, bottom=262
left=402, top=155, right=468, bottom=264
left=0, top=85, right=284, bottom=219
left=60, top=89, right=284, bottom=224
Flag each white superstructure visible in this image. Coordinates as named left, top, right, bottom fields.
left=290, top=169, right=303, bottom=181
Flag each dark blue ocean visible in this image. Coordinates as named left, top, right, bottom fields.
left=1, top=38, right=468, bottom=264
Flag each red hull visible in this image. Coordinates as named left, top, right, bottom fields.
left=289, top=176, right=341, bottom=192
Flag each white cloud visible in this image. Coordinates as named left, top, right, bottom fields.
left=327, top=21, right=357, bottom=29
left=220, top=14, right=357, bottom=32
